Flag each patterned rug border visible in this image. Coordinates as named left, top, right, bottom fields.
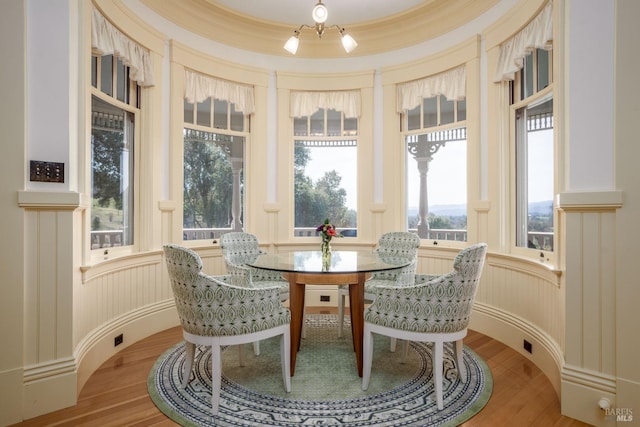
left=148, top=315, right=493, bottom=426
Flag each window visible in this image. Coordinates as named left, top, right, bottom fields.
left=183, top=96, right=248, bottom=240
left=90, top=54, right=139, bottom=250
left=511, top=49, right=554, bottom=251
left=403, top=96, right=467, bottom=241
left=294, top=108, right=357, bottom=237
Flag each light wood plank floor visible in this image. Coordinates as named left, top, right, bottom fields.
left=11, top=308, right=590, bottom=427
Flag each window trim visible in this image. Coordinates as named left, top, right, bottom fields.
left=88, top=88, right=141, bottom=262
left=182, top=95, right=250, bottom=243
left=401, top=90, right=469, bottom=247
left=292, top=108, right=360, bottom=240
left=509, top=85, right=555, bottom=260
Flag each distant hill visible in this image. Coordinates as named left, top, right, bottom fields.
left=408, top=200, right=553, bottom=217
left=528, top=200, right=553, bottom=214
left=408, top=204, right=466, bottom=217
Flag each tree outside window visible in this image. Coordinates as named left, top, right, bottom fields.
left=183, top=94, right=247, bottom=241
left=90, top=53, right=139, bottom=250
left=293, top=108, right=357, bottom=237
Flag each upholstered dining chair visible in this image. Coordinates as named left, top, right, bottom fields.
left=361, top=243, right=488, bottom=410
left=219, top=232, right=289, bottom=297
left=220, top=232, right=305, bottom=346
left=337, top=231, right=421, bottom=341
left=163, top=244, right=291, bottom=415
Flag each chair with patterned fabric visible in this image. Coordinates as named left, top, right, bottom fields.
left=219, top=232, right=290, bottom=298
left=163, top=244, right=291, bottom=415
left=361, top=243, right=488, bottom=410
left=337, top=232, right=420, bottom=342
left=220, top=232, right=295, bottom=344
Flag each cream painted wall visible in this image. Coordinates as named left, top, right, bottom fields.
left=0, top=1, right=27, bottom=425
left=4, top=0, right=639, bottom=425
left=613, top=0, right=640, bottom=421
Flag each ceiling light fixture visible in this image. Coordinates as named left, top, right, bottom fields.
left=284, top=0, right=358, bottom=55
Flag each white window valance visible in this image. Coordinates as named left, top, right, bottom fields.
left=184, top=70, right=255, bottom=115
left=396, top=66, right=466, bottom=113
left=91, top=7, right=154, bottom=87
left=290, top=91, right=361, bottom=119
left=494, top=2, right=553, bottom=82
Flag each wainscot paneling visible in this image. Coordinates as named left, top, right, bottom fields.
left=418, top=247, right=564, bottom=394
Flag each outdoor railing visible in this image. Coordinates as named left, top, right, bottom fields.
left=90, top=228, right=552, bottom=251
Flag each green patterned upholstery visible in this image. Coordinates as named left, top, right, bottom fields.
left=220, top=232, right=289, bottom=294
left=163, top=244, right=291, bottom=415
left=164, top=244, right=290, bottom=336
left=337, top=232, right=420, bottom=338
left=365, top=243, right=488, bottom=333
left=364, top=231, right=421, bottom=293
left=362, top=243, right=488, bottom=410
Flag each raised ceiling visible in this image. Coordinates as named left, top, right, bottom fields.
left=210, top=0, right=428, bottom=26
left=139, top=0, right=500, bottom=58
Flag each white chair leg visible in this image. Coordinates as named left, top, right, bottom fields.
left=337, top=290, right=345, bottom=338
left=400, top=340, right=410, bottom=364
left=253, top=341, right=261, bottom=356
left=238, top=344, right=245, bottom=367
left=182, top=341, right=195, bottom=388
left=280, top=332, right=291, bottom=392
left=390, top=337, right=397, bottom=352
left=211, top=344, right=222, bottom=415
left=361, top=327, right=374, bottom=390
left=434, top=341, right=444, bottom=410
left=454, top=339, right=466, bottom=382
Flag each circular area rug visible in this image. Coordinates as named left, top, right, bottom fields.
left=148, top=314, right=492, bottom=426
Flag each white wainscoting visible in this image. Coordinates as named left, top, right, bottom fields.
left=418, top=247, right=564, bottom=395
left=75, top=246, right=226, bottom=391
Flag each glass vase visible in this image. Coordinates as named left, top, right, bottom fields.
left=321, top=238, right=332, bottom=271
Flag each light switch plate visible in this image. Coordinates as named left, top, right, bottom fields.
left=30, top=160, right=65, bottom=183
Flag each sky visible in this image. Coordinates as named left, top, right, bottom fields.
left=407, top=139, right=467, bottom=208
left=301, top=129, right=553, bottom=212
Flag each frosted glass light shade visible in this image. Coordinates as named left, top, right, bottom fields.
left=341, top=33, right=358, bottom=53
left=312, top=2, right=328, bottom=23
left=284, top=35, right=299, bottom=54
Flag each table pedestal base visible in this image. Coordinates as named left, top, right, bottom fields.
left=286, top=272, right=367, bottom=377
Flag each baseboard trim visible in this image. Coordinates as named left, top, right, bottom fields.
left=470, top=301, right=564, bottom=396
left=75, top=300, right=179, bottom=392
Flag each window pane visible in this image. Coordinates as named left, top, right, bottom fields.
left=423, top=97, right=437, bottom=128
left=406, top=128, right=467, bottom=241
left=214, top=99, right=228, bottom=129
left=327, top=109, right=341, bottom=136
left=91, top=56, right=97, bottom=88
left=294, top=117, right=308, bottom=136
left=537, top=49, right=550, bottom=90
left=457, top=99, right=467, bottom=121
left=230, top=103, right=243, bottom=131
left=310, top=109, right=324, bottom=136
left=196, top=99, right=211, bottom=127
left=90, top=95, right=134, bottom=249
left=116, top=58, right=127, bottom=103
left=521, top=52, right=534, bottom=99
left=516, top=98, right=554, bottom=250
left=183, top=129, right=244, bottom=240
left=100, top=55, right=113, bottom=96
left=407, top=106, right=420, bottom=131
left=184, top=99, right=194, bottom=124
left=440, top=96, right=455, bottom=125
left=294, top=140, right=357, bottom=237
left=344, top=117, right=357, bottom=136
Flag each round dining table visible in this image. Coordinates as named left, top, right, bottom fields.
left=247, top=250, right=409, bottom=377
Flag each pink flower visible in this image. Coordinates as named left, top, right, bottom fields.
left=316, top=218, right=343, bottom=241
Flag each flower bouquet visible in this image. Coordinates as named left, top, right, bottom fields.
left=316, top=219, right=342, bottom=267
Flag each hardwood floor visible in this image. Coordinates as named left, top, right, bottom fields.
left=11, top=308, right=590, bottom=427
